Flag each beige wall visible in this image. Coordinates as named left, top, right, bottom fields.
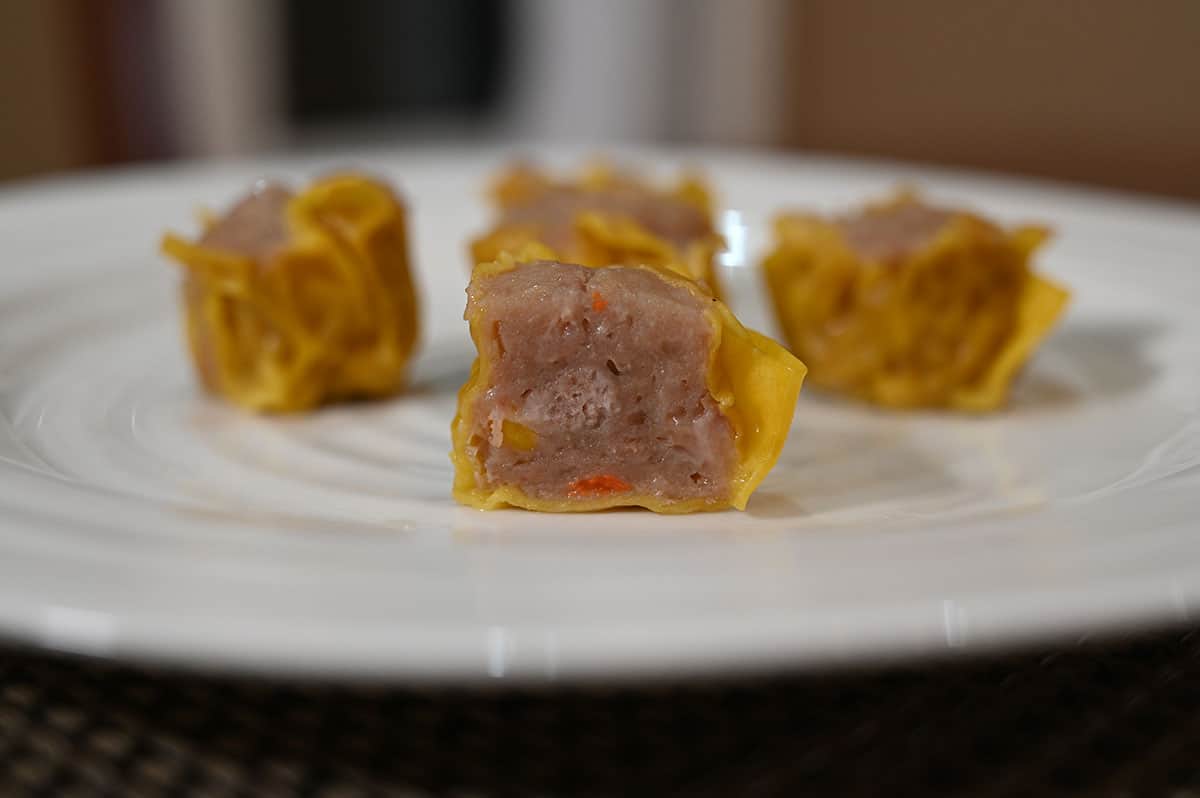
left=0, top=1, right=93, bottom=181
left=785, top=1, right=1200, bottom=199
left=2, top=1, right=1197, bottom=199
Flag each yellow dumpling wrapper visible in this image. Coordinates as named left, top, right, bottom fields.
left=451, top=247, right=806, bottom=513
left=161, top=174, right=419, bottom=412
left=470, top=163, right=727, bottom=298
left=762, top=194, right=1069, bottom=411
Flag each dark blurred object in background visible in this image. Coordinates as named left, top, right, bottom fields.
left=1, top=0, right=1197, bottom=200
left=286, top=0, right=507, bottom=124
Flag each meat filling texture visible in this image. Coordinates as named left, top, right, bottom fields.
left=467, top=261, right=735, bottom=502
left=499, top=185, right=711, bottom=251
left=836, top=200, right=955, bottom=261
left=199, top=182, right=294, bottom=258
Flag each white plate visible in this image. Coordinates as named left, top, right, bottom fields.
left=1, top=147, right=1198, bottom=683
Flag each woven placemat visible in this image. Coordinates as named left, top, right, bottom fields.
left=2, top=629, right=1199, bottom=797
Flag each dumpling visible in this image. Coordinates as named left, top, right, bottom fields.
left=762, top=192, right=1069, bottom=410
left=471, top=163, right=726, bottom=297
left=451, top=250, right=805, bottom=512
left=161, top=174, right=419, bottom=412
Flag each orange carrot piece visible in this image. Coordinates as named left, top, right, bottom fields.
left=568, top=474, right=631, bottom=497
left=591, top=291, right=608, bottom=312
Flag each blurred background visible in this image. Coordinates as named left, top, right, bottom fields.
left=2, top=0, right=1198, bottom=198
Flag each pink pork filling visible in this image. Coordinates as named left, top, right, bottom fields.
left=467, top=260, right=736, bottom=502
left=200, top=181, right=294, bottom=258
left=836, top=201, right=955, bottom=262
left=499, top=185, right=711, bottom=251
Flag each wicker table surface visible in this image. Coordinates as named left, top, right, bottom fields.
left=2, top=628, right=1199, bottom=797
